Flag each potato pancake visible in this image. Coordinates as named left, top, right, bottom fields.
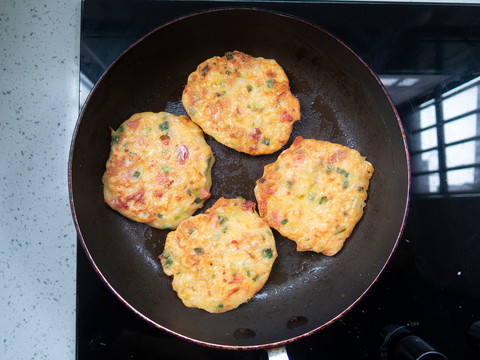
left=160, top=197, right=277, bottom=313
left=103, top=112, right=214, bottom=229
left=254, top=136, right=374, bottom=255
left=182, top=51, right=300, bottom=155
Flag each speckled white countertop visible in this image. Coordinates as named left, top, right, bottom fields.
left=1, top=0, right=80, bottom=358
left=1, top=0, right=480, bottom=359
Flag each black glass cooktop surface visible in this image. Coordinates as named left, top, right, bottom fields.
left=78, top=1, right=480, bottom=359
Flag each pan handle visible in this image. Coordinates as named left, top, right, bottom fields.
left=266, top=346, right=289, bottom=360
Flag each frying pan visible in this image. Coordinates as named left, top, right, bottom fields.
left=69, top=8, right=410, bottom=351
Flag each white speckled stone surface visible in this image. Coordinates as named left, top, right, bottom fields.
left=0, top=0, right=80, bottom=358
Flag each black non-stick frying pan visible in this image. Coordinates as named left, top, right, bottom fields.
left=69, top=8, right=410, bottom=351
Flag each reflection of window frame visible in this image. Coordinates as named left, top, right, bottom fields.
left=407, top=77, right=480, bottom=196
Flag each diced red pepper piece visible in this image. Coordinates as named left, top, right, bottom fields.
left=280, top=110, right=294, bottom=122
left=199, top=188, right=210, bottom=200
left=127, top=119, right=140, bottom=129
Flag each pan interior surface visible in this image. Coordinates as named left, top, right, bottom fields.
left=70, top=9, right=409, bottom=348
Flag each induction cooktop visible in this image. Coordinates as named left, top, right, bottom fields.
left=78, top=2, right=480, bottom=359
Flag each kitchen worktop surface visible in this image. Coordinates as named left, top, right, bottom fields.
left=1, top=0, right=480, bottom=359
left=1, top=0, right=80, bottom=358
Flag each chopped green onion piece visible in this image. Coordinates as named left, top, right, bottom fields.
left=262, top=138, right=270, bottom=146
left=194, top=247, right=204, bottom=255
left=162, top=254, right=173, bottom=267
left=194, top=197, right=201, bottom=204
left=262, top=248, right=274, bottom=259
left=266, top=79, right=274, bottom=88
left=157, top=213, right=163, bottom=218
left=216, top=304, right=224, bottom=310
left=162, top=165, right=170, bottom=174
left=203, top=155, right=213, bottom=175
left=159, top=121, right=169, bottom=131
left=247, top=85, right=253, bottom=92
left=319, top=196, right=327, bottom=205
left=337, top=168, right=349, bottom=177
left=343, top=179, right=349, bottom=189
left=118, top=125, right=124, bottom=133
left=336, top=228, right=347, bottom=235
left=134, top=171, right=140, bottom=178
left=281, top=218, right=288, bottom=225
left=112, top=135, right=120, bottom=144
left=358, top=186, right=364, bottom=191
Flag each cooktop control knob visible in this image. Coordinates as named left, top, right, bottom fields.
left=381, top=325, right=448, bottom=360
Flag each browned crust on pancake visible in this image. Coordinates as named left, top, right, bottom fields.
left=160, top=197, right=277, bottom=313
left=254, top=136, right=374, bottom=255
left=103, top=112, right=214, bottom=229
left=182, top=51, right=300, bottom=155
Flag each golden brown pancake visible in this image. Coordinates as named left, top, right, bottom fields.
left=160, top=197, right=277, bottom=313
left=254, top=136, right=374, bottom=255
left=103, top=112, right=214, bottom=229
left=182, top=51, right=300, bottom=155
